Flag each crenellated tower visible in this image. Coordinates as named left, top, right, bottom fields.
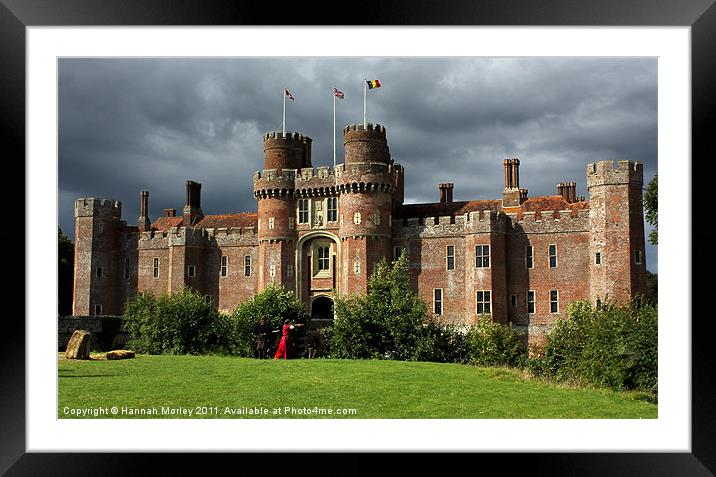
left=73, top=198, right=124, bottom=316
left=587, top=160, right=647, bottom=304
left=253, top=131, right=310, bottom=292
left=337, top=124, right=398, bottom=294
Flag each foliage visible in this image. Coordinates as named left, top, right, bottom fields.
left=465, top=316, right=527, bottom=368
left=329, top=253, right=467, bottom=362
left=58, top=228, right=74, bottom=315
left=228, top=283, right=308, bottom=358
left=645, top=271, right=658, bottom=305
left=644, top=174, right=658, bottom=245
left=529, top=300, right=657, bottom=395
left=123, top=287, right=227, bottom=355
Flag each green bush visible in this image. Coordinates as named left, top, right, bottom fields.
left=123, top=287, right=225, bottom=355
left=465, top=316, right=527, bottom=368
left=329, top=253, right=467, bottom=362
left=531, top=300, right=657, bottom=394
left=229, top=283, right=308, bottom=358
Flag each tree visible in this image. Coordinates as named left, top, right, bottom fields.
left=644, top=174, right=657, bottom=245
left=58, top=228, right=74, bottom=315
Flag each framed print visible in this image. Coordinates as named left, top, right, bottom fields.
left=2, top=0, right=713, bottom=474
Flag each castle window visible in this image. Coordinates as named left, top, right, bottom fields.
left=634, top=250, right=642, bottom=264
left=244, top=255, right=252, bottom=277
left=447, top=246, right=455, bottom=270
left=187, top=265, right=196, bottom=278
left=327, top=197, right=338, bottom=222
left=527, top=290, right=535, bottom=314
left=298, top=199, right=309, bottom=224
left=476, top=290, right=491, bottom=315
left=287, top=265, right=293, bottom=278
left=221, top=256, right=228, bottom=277
left=354, top=212, right=361, bottom=225
left=318, top=246, right=330, bottom=271
left=549, top=244, right=557, bottom=268
left=510, top=295, right=517, bottom=307
left=595, top=252, right=602, bottom=265
left=475, top=245, right=490, bottom=268
left=550, top=289, right=559, bottom=314
left=124, top=259, right=130, bottom=279
left=288, top=217, right=295, bottom=229
left=394, top=246, right=406, bottom=262
left=434, top=289, right=443, bottom=316
left=94, top=304, right=103, bottom=316
left=268, top=217, right=275, bottom=229
left=153, top=258, right=159, bottom=278
left=96, top=267, right=103, bottom=278
left=526, top=246, right=533, bottom=269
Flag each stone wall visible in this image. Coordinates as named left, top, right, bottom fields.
left=58, top=315, right=129, bottom=351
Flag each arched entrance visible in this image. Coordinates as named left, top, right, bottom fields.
left=311, top=296, right=334, bottom=320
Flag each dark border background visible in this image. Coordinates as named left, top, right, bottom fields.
left=2, top=0, right=712, bottom=475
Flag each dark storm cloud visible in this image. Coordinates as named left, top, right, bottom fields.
left=58, top=57, right=657, bottom=270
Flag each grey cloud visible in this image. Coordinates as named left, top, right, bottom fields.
left=58, top=57, right=657, bottom=271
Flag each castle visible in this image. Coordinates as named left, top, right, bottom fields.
left=72, top=123, right=647, bottom=346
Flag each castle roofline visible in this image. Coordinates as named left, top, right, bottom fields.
left=400, top=195, right=589, bottom=219
left=195, top=212, right=258, bottom=230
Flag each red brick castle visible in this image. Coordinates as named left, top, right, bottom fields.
left=73, top=123, right=647, bottom=346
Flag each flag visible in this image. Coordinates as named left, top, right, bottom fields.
left=284, top=89, right=295, bottom=100
left=333, top=87, right=345, bottom=99
left=366, top=79, right=381, bottom=89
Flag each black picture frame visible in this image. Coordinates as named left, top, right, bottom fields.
left=2, top=0, right=711, bottom=474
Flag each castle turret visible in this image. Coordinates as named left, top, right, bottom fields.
left=73, top=198, right=123, bottom=316
left=338, top=124, right=394, bottom=294
left=587, top=160, right=647, bottom=303
left=253, top=132, right=309, bottom=292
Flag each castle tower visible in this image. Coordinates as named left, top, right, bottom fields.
left=73, top=198, right=123, bottom=316
left=338, top=124, right=394, bottom=294
left=502, top=158, right=523, bottom=207
left=587, top=160, right=647, bottom=303
left=253, top=131, right=310, bottom=292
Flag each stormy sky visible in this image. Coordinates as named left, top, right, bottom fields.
left=58, top=58, right=658, bottom=271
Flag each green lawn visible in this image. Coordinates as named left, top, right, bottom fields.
left=58, top=354, right=657, bottom=419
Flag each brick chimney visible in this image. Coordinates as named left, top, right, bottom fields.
left=502, top=158, right=522, bottom=207
left=439, top=183, right=454, bottom=203
left=137, top=190, right=150, bottom=232
left=164, top=208, right=177, bottom=217
left=558, top=182, right=577, bottom=203
left=183, top=180, right=204, bottom=226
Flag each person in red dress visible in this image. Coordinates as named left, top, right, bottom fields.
left=273, top=319, right=304, bottom=360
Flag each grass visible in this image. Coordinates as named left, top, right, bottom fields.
left=58, top=354, right=657, bottom=419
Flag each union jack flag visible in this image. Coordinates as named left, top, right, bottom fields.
left=333, top=87, right=345, bottom=99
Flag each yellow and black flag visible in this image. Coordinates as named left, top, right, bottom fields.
left=366, top=79, right=382, bottom=89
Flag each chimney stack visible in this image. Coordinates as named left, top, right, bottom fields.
left=502, top=158, right=522, bottom=207
left=164, top=208, right=176, bottom=217
left=183, top=180, right=204, bottom=226
left=557, top=182, right=577, bottom=203
left=137, top=190, right=150, bottom=232
left=438, top=183, right=454, bottom=203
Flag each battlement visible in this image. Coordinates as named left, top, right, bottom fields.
left=74, top=197, right=122, bottom=218
left=343, top=123, right=386, bottom=138
left=138, top=224, right=258, bottom=249
left=586, top=160, right=643, bottom=187
left=263, top=131, right=310, bottom=143
left=508, top=208, right=590, bottom=234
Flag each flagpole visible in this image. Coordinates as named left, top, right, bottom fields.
left=363, top=80, right=367, bottom=129
left=333, top=89, right=337, bottom=167
left=282, top=90, right=286, bottom=135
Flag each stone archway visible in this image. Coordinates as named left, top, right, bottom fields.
left=311, top=295, right=334, bottom=320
